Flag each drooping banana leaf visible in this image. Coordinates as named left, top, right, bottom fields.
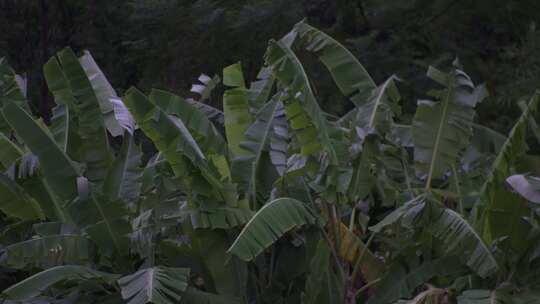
left=265, top=33, right=338, bottom=163
left=0, top=174, right=43, bottom=221
left=412, top=63, right=487, bottom=188
left=2, top=102, right=78, bottom=222
left=368, top=256, right=464, bottom=304
left=431, top=207, right=498, bottom=278
left=234, top=99, right=281, bottom=206
left=472, top=93, right=539, bottom=248
left=369, top=195, right=427, bottom=233
left=1, top=234, right=92, bottom=269
left=353, top=75, right=401, bottom=133
left=293, top=21, right=376, bottom=104
left=370, top=195, right=498, bottom=278
left=223, top=63, right=252, bottom=156
left=47, top=47, right=112, bottom=182
left=0, top=132, right=23, bottom=169
left=149, top=89, right=226, bottom=155
left=117, top=266, right=190, bottom=304
left=2, top=265, right=118, bottom=301
left=79, top=50, right=124, bottom=137
left=228, top=198, right=322, bottom=261
left=103, top=134, right=142, bottom=206
left=123, top=88, right=223, bottom=194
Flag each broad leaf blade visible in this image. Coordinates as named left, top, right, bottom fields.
left=149, top=89, right=226, bottom=155
left=2, top=102, right=78, bottom=221
left=2, top=234, right=92, bottom=269
left=228, top=198, right=321, bottom=261
left=104, top=134, right=143, bottom=206
left=118, top=266, right=189, bottom=304
left=294, top=21, right=376, bottom=100
left=412, top=65, right=487, bottom=187
left=56, top=47, right=112, bottom=182
left=0, top=174, right=43, bottom=220
left=223, top=63, right=252, bottom=156
left=79, top=50, right=124, bottom=136
left=2, top=265, right=117, bottom=301
left=265, top=34, right=338, bottom=163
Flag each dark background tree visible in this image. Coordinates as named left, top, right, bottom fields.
left=2, top=0, right=540, bottom=131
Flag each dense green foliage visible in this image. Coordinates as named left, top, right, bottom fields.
left=2, top=18, right=540, bottom=303
left=3, top=2, right=540, bottom=303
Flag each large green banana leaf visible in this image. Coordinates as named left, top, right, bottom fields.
left=370, top=196, right=498, bottom=278
left=234, top=99, right=281, bottom=206
left=2, top=265, right=118, bottom=301
left=0, top=174, right=43, bottom=220
left=186, top=97, right=225, bottom=126
left=353, top=75, right=401, bottom=133
left=0, top=132, right=23, bottom=169
left=2, top=102, right=78, bottom=222
left=66, top=186, right=131, bottom=255
left=103, top=134, right=142, bottom=206
left=117, top=266, right=190, bottom=304
left=431, top=207, right=498, bottom=278
left=149, top=89, right=226, bottom=155
left=49, top=104, right=70, bottom=152
left=268, top=101, right=289, bottom=176
left=79, top=50, right=124, bottom=137
left=123, top=88, right=223, bottom=194
left=228, top=198, right=322, bottom=261
left=247, top=67, right=275, bottom=110
left=412, top=64, right=487, bottom=188
left=265, top=33, right=338, bottom=163
left=472, top=93, right=539, bottom=248
left=293, top=21, right=376, bottom=104
left=223, top=63, right=253, bottom=157
left=1, top=234, right=92, bottom=269
left=45, top=47, right=112, bottom=182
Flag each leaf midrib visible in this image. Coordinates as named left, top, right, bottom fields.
left=425, top=86, right=453, bottom=190
left=250, top=101, right=280, bottom=205
left=368, top=77, right=393, bottom=129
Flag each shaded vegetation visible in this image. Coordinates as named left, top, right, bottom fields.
left=2, top=1, right=540, bottom=304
